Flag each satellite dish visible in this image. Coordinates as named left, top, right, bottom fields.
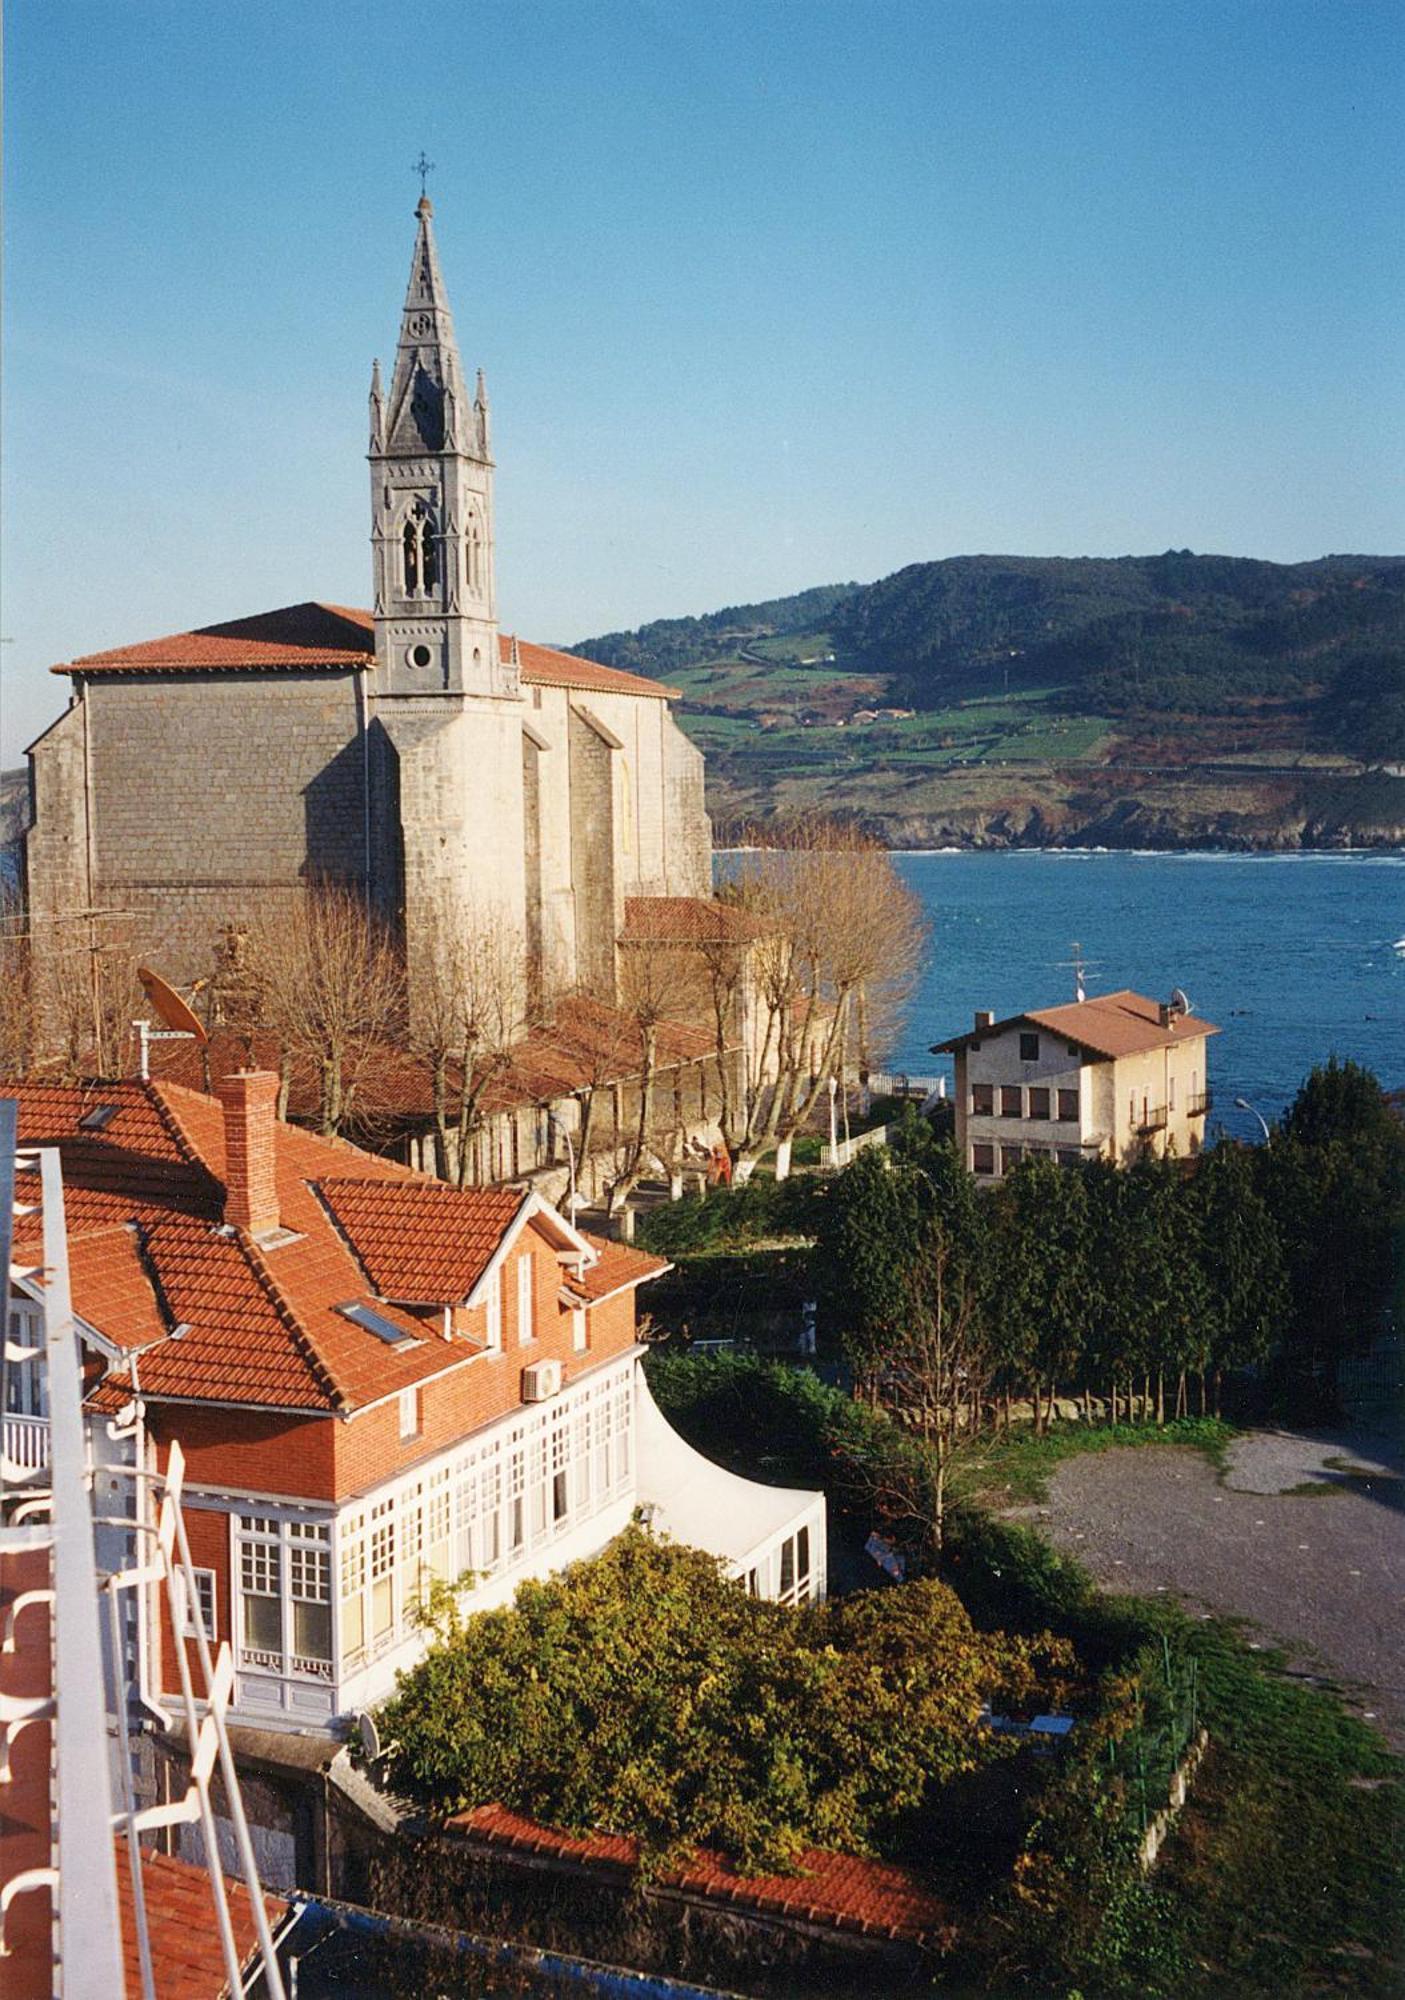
left=137, top=966, right=209, bottom=1045
left=357, top=1710, right=382, bottom=1761
left=1168, top=988, right=1191, bottom=1018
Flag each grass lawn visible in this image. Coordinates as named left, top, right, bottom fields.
left=1159, top=1615, right=1403, bottom=1997
left=954, top=1416, right=1236, bottom=1509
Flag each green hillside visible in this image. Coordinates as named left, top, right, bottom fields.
left=572, top=554, right=1405, bottom=848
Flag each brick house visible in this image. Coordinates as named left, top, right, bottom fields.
left=3, top=1075, right=825, bottom=1736
left=933, top=989, right=1219, bottom=1184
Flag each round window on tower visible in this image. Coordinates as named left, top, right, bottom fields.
left=409, top=644, right=433, bottom=669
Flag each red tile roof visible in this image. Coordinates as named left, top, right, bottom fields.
left=316, top=1178, right=527, bottom=1304
left=55, top=602, right=679, bottom=698
left=934, top=988, right=1220, bottom=1061
left=449, top=1805, right=951, bottom=1944
left=1, top=1539, right=288, bottom=1999
left=117, top=1845, right=288, bottom=2000
left=567, top=1234, right=670, bottom=1305
left=1, top=1076, right=577, bottom=1415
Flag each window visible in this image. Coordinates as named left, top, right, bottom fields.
left=370, top=1501, right=396, bottom=1642
left=402, top=517, right=420, bottom=594
left=4, top=1304, right=47, bottom=1419
left=970, top=1083, right=994, bottom=1116
left=238, top=1519, right=283, bottom=1663
left=1028, top=1086, right=1051, bottom=1120
left=398, top=1385, right=421, bottom=1439
left=180, top=1568, right=216, bottom=1643
left=1057, top=1088, right=1079, bottom=1123
left=572, top=1306, right=587, bottom=1354
left=972, top=1142, right=996, bottom=1175
left=1000, top=1144, right=1024, bottom=1175
left=338, top=1301, right=420, bottom=1350
left=1057, top=1148, right=1083, bottom=1169
left=779, top=1538, right=795, bottom=1599
left=1019, top=1032, right=1040, bottom=1062
left=1000, top=1086, right=1022, bottom=1118
left=485, top=1267, right=502, bottom=1350
left=288, top=1523, right=331, bottom=1670
left=551, top=1422, right=570, bottom=1526
left=340, top=1533, right=366, bottom=1663
left=797, top=1525, right=811, bottom=1593
left=1169, top=1076, right=1176, bottom=1111
left=516, top=1255, right=534, bottom=1345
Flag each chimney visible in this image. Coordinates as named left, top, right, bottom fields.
left=1159, top=1002, right=1173, bottom=1028
left=974, top=1009, right=995, bottom=1031
left=216, top=1070, right=281, bottom=1239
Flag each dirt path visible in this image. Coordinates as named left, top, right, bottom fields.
left=1029, top=1428, right=1405, bottom=1748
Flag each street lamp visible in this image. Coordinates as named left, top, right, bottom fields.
left=1233, top=1097, right=1272, bottom=1145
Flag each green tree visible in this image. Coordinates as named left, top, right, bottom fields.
left=1193, top=1141, right=1288, bottom=1414
left=377, top=1525, right=1071, bottom=1874
left=1264, top=1061, right=1404, bottom=1413
left=988, top=1159, right=1093, bottom=1431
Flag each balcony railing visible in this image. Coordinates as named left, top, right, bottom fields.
left=1136, top=1106, right=1169, bottom=1134
left=1187, top=1090, right=1213, bottom=1117
left=3, top=1412, right=50, bottom=1475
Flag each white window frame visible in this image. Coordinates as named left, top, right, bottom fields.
left=485, top=1267, right=502, bottom=1351
left=333, top=1358, right=638, bottom=1670
left=4, top=1301, right=48, bottom=1419
left=517, top=1253, right=534, bottom=1346
left=234, top=1513, right=333, bottom=1684
left=180, top=1566, right=217, bottom=1643
left=398, top=1384, right=421, bottom=1439
left=571, top=1306, right=587, bottom=1354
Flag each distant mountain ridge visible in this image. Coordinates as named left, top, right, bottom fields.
left=572, top=553, right=1405, bottom=849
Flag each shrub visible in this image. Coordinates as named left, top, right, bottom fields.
left=377, top=1526, right=1073, bottom=1875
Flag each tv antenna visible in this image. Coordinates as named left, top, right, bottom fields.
left=1167, top=987, right=1191, bottom=1019
left=1057, top=942, right=1099, bottom=1004
left=133, top=965, right=209, bottom=1079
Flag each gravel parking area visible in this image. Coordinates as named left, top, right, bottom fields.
left=1030, top=1427, right=1405, bottom=1748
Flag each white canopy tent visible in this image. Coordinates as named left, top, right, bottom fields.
left=634, top=1373, right=827, bottom=1605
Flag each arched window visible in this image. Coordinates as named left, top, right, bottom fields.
left=466, top=516, right=482, bottom=593
left=401, top=504, right=438, bottom=596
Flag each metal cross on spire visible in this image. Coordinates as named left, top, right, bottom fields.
left=413, top=151, right=435, bottom=198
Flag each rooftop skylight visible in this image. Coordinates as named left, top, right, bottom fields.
left=335, top=1301, right=422, bottom=1350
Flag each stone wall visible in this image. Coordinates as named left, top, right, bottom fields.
left=29, top=670, right=371, bottom=985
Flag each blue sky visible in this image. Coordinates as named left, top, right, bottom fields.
left=3, top=0, right=1402, bottom=760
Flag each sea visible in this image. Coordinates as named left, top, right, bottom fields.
left=879, top=851, right=1404, bottom=1142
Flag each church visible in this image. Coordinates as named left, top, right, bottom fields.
left=24, top=197, right=712, bottom=1028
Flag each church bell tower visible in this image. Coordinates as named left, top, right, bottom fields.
left=369, top=196, right=515, bottom=700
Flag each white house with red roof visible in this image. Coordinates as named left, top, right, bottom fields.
left=23, top=195, right=711, bottom=1036
left=933, top=989, right=1219, bottom=1183
left=3, top=1075, right=825, bottom=1735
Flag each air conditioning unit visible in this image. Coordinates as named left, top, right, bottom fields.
left=522, top=1358, right=563, bottom=1402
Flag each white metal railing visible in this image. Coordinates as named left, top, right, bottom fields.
left=0, top=1101, right=289, bottom=2000
left=820, top=1124, right=892, bottom=1170
left=2, top=1414, right=50, bottom=1475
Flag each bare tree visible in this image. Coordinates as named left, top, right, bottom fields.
left=601, top=940, right=697, bottom=1213
left=703, top=819, right=925, bottom=1180
left=243, top=886, right=405, bottom=1137
left=5, top=894, right=149, bottom=1082
left=410, top=907, right=524, bottom=1185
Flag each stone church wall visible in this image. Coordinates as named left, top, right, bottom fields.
left=27, top=670, right=370, bottom=984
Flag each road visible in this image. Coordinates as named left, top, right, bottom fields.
left=1026, top=1428, right=1405, bottom=1748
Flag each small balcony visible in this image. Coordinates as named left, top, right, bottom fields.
left=3, top=1412, right=51, bottom=1477
left=1135, top=1106, right=1169, bottom=1135
left=1187, top=1090, right=1213, bottom=1117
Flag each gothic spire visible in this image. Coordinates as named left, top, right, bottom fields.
left=384, top=195, right=470, bottom=457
